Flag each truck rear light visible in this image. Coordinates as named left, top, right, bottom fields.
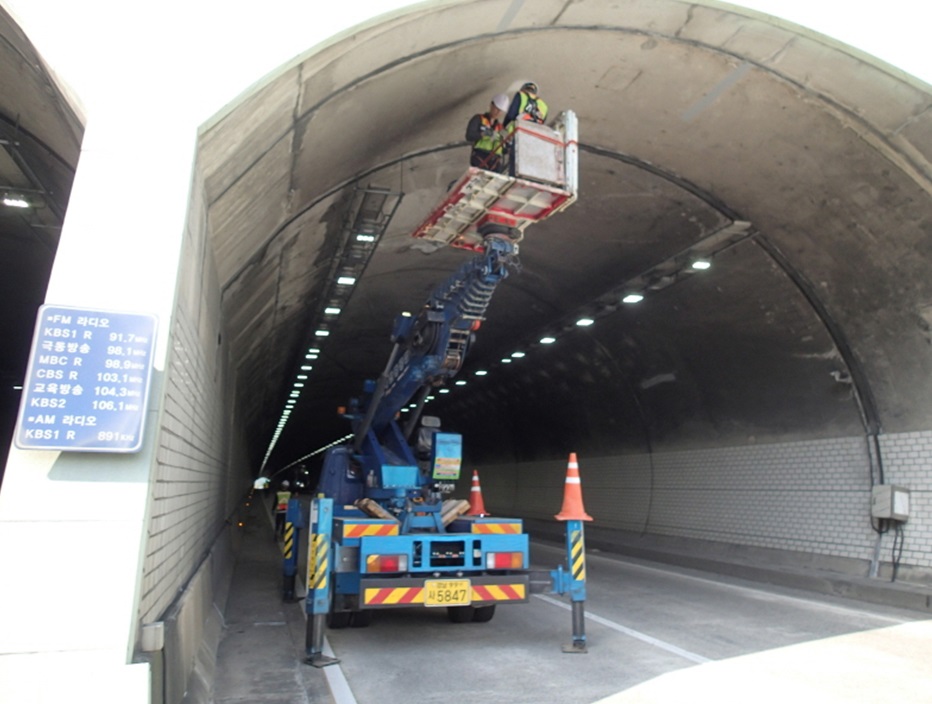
left=366, top=554, right=408, bottom=573
left=486, top=552, right=524, bottom=570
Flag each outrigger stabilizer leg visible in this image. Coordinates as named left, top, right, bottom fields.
left=548, top=522, right=590, bottom=654
left=553, top=452, right=593, bottom=653
left=304, top=497, right=340, bottom=667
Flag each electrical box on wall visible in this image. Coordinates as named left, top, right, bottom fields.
left=871, top=485, right=910, bottom=522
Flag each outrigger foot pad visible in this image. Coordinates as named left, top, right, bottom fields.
left=305, top=654, right=341, bottom=668
left=562, top=640, right=588, bottom=654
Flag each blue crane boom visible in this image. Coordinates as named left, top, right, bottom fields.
left=352, top=234, right=518, bottom=452
left=305, top=111, right=579, bottom=644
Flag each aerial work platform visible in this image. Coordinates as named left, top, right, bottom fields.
left=413, top=111, right=579, bottom=251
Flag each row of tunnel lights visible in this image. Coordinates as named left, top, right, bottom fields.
left=261, top=272, right=362, bottom=467
left=263, top=256, right=713, bottom=465
left=397, top=259, right=713, bottom=413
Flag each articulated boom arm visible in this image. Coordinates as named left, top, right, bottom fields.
left=353, top=235, right=518, bottom=450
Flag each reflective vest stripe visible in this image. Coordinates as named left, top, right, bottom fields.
left=474, top=114, right=503, bottom=153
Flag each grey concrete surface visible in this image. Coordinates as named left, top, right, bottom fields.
left=212, top=506, right=931, bottom=703
left=211, top=498, right=330, bottom=704
left=596, top=620, right=932, bottom=704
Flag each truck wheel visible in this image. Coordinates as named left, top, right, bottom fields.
left=472, top=605, right=496, bottom=623
left=447, top=605, right=475, bottom=623
left=327, top=610, right=351, bottom=629
left=350, top=610, right=373, bottom=628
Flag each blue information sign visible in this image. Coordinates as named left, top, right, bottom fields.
left=15, top=305, right=158, bottom=453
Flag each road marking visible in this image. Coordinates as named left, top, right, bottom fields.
left=322, top=636, right=358, bottom=704
left=534, top=593, right=711, bottom=664
left=594, top=551, right=912, bottom=625
left=533, top=542, right=912, bottom=625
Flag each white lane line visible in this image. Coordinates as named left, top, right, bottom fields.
left=533, top=593, right=711, bottom=664
left=532, top=542, right=911, bottom=625
left=321, top=636, right=358, bottom=704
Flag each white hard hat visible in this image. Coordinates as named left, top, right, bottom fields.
left=281, top=480, right=290, bottom=488
left=492, top=93, right=510, bottom=112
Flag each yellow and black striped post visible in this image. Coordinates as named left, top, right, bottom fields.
left=553, top=452, right=591, bottom=653
left=562, top=520, right=589, bottom=653
left=305, top=497, right=339, bottom=668
left=281, top=498, right=302, bottom=602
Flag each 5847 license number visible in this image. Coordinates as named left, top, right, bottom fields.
left=425, top=579, right=471, bottom=606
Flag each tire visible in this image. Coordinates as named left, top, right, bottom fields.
left=327, top=610, right=351, bottom=629
left=350, top=609, right=373, bottom=628
left=447, top=605, right=475, bottom=623
left=327, top=592, right=351, bottom=629
left=472, top=605, right=496, bottom=623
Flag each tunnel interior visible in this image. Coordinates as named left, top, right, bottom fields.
left=194, top=1, right=932, bottom=477
left=2, top=1, right=931, bottom=580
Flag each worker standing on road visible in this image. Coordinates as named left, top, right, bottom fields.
left=274, top=480, right=291, bottom=539
left=503, top=81, right=549, bottom=175
left=466, top=93, right=510, bottom=172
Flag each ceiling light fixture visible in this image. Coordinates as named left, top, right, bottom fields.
left=576, top=317, right=595, bottom=326
left=2, top=195, right=29, bottom=208
left=622, top=294, right=644, bottom=304
left=691, top=260, right=711, bottom=270
left=540, top=336, right=556, bottom=344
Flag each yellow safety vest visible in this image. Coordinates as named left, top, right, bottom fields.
left=515, top=90, right=548, bottom=124
left=474, top=114, right=504, bottom=154
left=276, top=491, right=291, bottom=512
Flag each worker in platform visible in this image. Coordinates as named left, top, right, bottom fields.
left=274, top=480, right=291, bottom=539
left=503, top=81, right=549, bottom=175
left=504, top=81, right=548, bottom=127
left=466, top=92, right=510, bottom=172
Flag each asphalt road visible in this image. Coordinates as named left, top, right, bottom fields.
left=322, top=541, right=929, bottom=704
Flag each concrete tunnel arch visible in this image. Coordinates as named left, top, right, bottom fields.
left=1, top=1, right=931, bottom=700
left=198, top=1, right=932, bottom=503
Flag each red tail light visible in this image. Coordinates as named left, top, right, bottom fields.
left=366, top=554, right=408, bottom=573
left=486, top=552, right=524, bottom=570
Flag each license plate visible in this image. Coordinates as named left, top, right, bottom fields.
left=425, top=579, right=471, bottom=606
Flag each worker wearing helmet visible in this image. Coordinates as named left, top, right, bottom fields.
left=465, top=92, right=510, bottom=172
left=503, top=81, right=549, bottom=176
left=504, top=81, right=548, bottom=127
left=274, top=480, right=291, bottom=539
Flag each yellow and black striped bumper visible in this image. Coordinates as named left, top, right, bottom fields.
left=360, top=574, right=530, bottom=608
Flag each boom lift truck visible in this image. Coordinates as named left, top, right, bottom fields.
left=305, top=111, right=580, bottom=664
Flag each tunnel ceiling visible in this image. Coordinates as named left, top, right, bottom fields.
left=0, top=6, right=82, bottom=471
left=196, top=0, right=932, bottom=472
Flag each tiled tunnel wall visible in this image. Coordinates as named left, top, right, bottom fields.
left=137, top=180, right=251, bottom=630
left=478, top=431, right=932, bottom=578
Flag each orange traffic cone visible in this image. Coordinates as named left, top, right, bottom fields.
left=555, top=452, right=593, bottom=521
left=467, top=470, right=488, bottom=516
